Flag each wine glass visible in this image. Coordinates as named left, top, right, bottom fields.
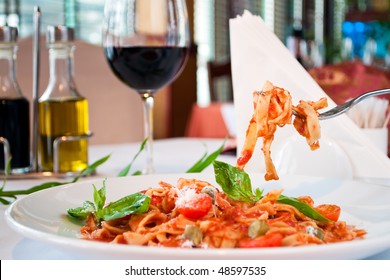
left=103, top=0, right=190, bottom=173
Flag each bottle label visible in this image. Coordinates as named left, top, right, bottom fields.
left=0, top=49, right=13, bottom=59
left=51, top=48, right=71, bottom=59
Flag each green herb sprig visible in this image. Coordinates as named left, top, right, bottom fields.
left=117, top=138, right=147, bottom=177
left=67, top=179, right=150, bottom=223
left=213, top=160, right=331, bottom=223
left=186, top=139, right=226, bottom=173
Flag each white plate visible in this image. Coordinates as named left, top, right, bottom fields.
left=5, top=173, right=390, bottom=260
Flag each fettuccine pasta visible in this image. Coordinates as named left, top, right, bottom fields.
left=79, top=178, right=366, bottom=248
left=237, top=81, right=328, bottom=181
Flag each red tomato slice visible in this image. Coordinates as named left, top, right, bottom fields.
left=176, top=193, right=213, bottom=219
left=140, top=189, right=163, bottom=207
left=315, top=204, right=341, bottom=222
left=239, top=233, right=283, bottom=248
left=151, top=195, right=163, bottom=206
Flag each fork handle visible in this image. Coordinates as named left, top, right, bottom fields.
left=319, top=88, right=390, bottom=120
left=353, top=88, right=390, bottom=103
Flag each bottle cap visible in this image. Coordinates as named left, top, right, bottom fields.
left=47, top=25, right=74, bottom=44
left=0, top=26, right=18, bottom=42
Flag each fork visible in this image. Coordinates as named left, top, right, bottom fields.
left=292, top=88, right=390, bottom=120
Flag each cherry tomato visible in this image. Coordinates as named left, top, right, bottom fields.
left=140, top=189, right=162, bottom=207
left=239, top=233, right=283, bottom=248
left=151, top=195, right=163, bottom=206
left=315, top=204, right=341, bottom=222
left=176, top=193, right=213, bottom=219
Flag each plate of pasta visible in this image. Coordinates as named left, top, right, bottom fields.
left=5, top=161, right=390, bottom=260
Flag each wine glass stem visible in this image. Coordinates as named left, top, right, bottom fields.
left=141, top=92, right=155, bottom=174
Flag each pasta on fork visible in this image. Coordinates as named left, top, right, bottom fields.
left=237, top=81, right=328, bottom=180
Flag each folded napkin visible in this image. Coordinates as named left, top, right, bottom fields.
left=220, top=102, right=237, bottom=138
left=229, top=11, right=390, bottom=181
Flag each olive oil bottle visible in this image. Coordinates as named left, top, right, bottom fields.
left=39, top=26, right=90, bottom=173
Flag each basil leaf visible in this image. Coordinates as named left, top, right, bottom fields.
left=67, top=181, right=107, bottom=222
left=213, top=160, right=262, bottom=203
left=277, top=195, right=330, bottom=223
left=213, top=161, right=329, bottom=222
left=67, top=201, right=95, bottom=219
left=102, top=193, right=151, bottom=221
left=118, top=138, right=147, bottom=177
left=186, top=140, right=225, bottom=173
left=93, top=183, right=106, bottom=213
left=254, top=188, right=263, bottom=201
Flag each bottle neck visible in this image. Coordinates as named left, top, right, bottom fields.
left=42, top=43, right=80, bottom=100
left=0, top=43, right=22, bottom=98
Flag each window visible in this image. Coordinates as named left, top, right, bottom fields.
left=0, top=0, right=105, bottom=45
left=194, top=0, right=287, bottom=105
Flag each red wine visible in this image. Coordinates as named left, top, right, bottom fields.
left=104, top=46, right=188, bottom=92
left=0, top=97, right=30, bottom=170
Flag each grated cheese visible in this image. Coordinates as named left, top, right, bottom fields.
left=175, top=186, right=198, bottom=207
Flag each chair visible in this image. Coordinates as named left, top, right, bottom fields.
left=185, top=102, right=229, bottom=138
left=207, top=60, right=233, bottom=102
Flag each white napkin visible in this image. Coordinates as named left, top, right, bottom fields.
left=229, top=11, right=390, bottom=181
left=220, top=103, right=237, bottom=137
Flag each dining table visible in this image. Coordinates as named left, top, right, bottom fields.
left=1, top=137, right=389, bottom=260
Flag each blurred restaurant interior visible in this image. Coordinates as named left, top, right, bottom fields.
left=0, top=0, right=389, bottom=147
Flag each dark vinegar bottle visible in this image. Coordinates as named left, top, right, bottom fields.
left=0, top=26, right=30, bottom=173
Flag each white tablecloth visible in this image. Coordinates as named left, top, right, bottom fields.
left=1, top=138, right=389, bottom=259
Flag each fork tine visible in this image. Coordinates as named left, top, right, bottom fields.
left=292, top=89, right=390, bottom=121
left=291, top=108, right=303, bottom=118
